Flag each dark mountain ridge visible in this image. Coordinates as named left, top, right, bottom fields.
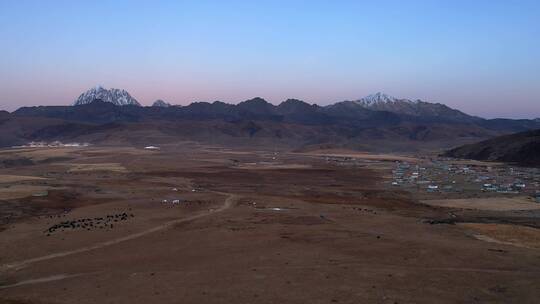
left=13, top=96, right=539, bottom=129
left=4, top=95, right=540, bottom=151
left=444, top=129, right=540, bottom=167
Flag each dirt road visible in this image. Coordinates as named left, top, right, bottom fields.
left=1, top=194, right=238, bottom=272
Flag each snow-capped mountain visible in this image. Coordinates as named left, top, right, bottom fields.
left=354, top=92, right=417, bottom=106
left=74, top=86, right=141, bottom=106
left=152, top=99, right=171, bottom=107
left=350, top=92, right=422, bottom=115
left=341, top=92, right=474, bottom=121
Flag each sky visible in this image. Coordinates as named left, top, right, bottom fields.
left=0, top=0, right=539, bottom=118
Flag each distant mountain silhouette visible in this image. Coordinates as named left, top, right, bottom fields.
left=152, top=99, right=171, bottom=107
left=3, top=91, right=540, bottom=151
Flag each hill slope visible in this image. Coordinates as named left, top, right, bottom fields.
left=444, top=129, right=540, bottom=166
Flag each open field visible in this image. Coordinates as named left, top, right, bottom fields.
left=235, top=162, right=312, bottom=170
left=0, top=175, right=47, bottom=184
left=0, top=185, right=53, bottom=200
left=3, top=148, right=78, bottom=162
left=66, top=163, right=128, bottom=173
left=300, top=149, right=420, bottom=162
left=1, top=145, right=540, bottom=303
left=460, top=223, right=540, bottom=249
left=421, top=197, right=540, bottom=211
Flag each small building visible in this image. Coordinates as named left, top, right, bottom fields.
left=513, top=183, right=526, bottom=189
left=427, top=185, right=439, bottom=192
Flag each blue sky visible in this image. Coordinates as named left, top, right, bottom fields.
left=0, top=0, right=539, bottom=118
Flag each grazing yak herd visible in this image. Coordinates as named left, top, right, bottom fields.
left=45, top=212, right=134, bottom=235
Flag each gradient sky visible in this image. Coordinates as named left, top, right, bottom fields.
left=1, top=0, right=539, bottom=118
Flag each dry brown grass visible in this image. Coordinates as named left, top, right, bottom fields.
left=421, top=196, right=540, bottom=211
left=236, top=163, right=312, bottom=170
left=15, top=148, right=77, bottom=161
left=67, top=163, right=128, bottom=173
left=301, top=149, right=419, bottom=162
left=460, top=223, right=540, bottom=249
left=0, top=175, right=46, bottom=184
left=0, top=185, right=52, bottom=200
left=2, top=145, right=540, bottom=303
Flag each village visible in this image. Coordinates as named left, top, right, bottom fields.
left=390, top=158, right=540, bottom=202
left=316, top=152, right=540, bottom=203
left=12, top=141, right=91, bottom=148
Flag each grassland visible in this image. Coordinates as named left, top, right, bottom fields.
left=1, top=145, right=539, bottom=303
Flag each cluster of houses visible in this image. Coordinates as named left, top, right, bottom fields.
left=391, top=162, right=448, bottom=193
left=13, top=141, right=90, bottom=148
left=159, top=187, right=188, bottom=205
left=481, top=182, right=525, bottom=194
left=318, top=154, right=540, bottom=202
left=391, top=160, right=540, bottom=200
left=161, top=199, right=185, bottom=205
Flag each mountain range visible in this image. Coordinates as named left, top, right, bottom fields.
left=1, top=87, right=540, bottom=151
left=74, top=87, right=476, bottom=121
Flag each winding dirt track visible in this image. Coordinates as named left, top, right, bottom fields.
left=1, top=194, right=238, bottom=272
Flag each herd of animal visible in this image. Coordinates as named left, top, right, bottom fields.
left=45, top=212, right=134, bottom=235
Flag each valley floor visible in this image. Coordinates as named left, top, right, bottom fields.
left=0, top=144, right=539, bottom=303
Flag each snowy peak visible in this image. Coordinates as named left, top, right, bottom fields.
left=337, top=92, right=474, bottom=121
left=360, top=92, right=398, bottom=104
left=354, top=92, right=418, bottom=106
left=74, top=86, right=141, bottom=106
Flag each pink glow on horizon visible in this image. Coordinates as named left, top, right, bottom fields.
left=1, top=81, right=538, bottom=119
